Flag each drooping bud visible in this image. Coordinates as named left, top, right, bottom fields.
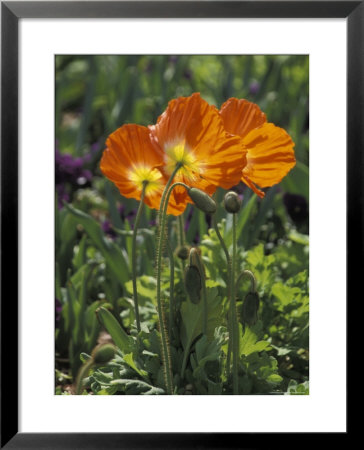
left=91, top=343, right=116, bottom=365
left=187, top=188, right=216, bottom=214
left=188, top=247, right=200, bottom=266
left=176, top=245, right=190, bottom=260
left=184, top=248, right=202, bottom=304
left=224, top=191, right=242, bottom=214
left=240, top=291, right=260, bottom=328
left=184, top=265, right=201, bottom=304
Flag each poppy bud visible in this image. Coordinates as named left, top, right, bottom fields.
left=91, top=343, right=116, bottom=365
left=184, top=265, right=201, bottom=304
left=176, top=245, right=189, bottom=260
left=187, top=188, right=216, bottom=214
left=224, top=191, right=242, bottom=214
left=240, top=291, right=260, bottom=328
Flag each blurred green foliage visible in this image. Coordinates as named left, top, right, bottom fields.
left=56, top=54, right=308, bottom=161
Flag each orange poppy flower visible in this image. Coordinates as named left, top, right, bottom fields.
left=100, top=124, right=187, bottom=216
left=149, top=93, right=246, bottom=210
left=219, top=98, right=296, bottom=198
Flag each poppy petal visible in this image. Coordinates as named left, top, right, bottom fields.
left=242, top=123, right=296, bottom=188
left=152, top=93, right=246, bottom=190
left=100, top=124, right=165, bottom=205
left=219, top=98, right=267, bottom=138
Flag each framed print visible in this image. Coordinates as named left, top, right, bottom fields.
left=1, top=1, right=359, bottom=447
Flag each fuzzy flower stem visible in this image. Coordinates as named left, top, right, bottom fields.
left=213, top=217, right=231, bottom=269
left=231, top=213, right=239, bottom=394
left=132, top=182, right=147, bottom=333
left=159, top=180, right=215, bottom=385
left=160, top=181, right=192, bottom=382
left=166, top=238, right=175, bottom=340
left=155, top=164, right=182, bottom=394
left=75, top=359, right=94, bottom=395
left=212, top=217, right=233, bottom=377
left=178, top=215, right=187, bottom=270
left=193, top=250, right=208, bottom=336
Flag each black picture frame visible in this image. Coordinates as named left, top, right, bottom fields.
left=1, top=1, right=358, bottom=448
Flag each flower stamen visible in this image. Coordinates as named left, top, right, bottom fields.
left=128, top=165, right=162, bottom=195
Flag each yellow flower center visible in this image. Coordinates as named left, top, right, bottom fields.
left=164, top=139, right=201, bottom=181
left=128, top=165, right=162, bottom=195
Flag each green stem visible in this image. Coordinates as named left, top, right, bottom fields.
left=75, top=359, right=94, bottom=395
left=157, top=164, right=182, bottom=234
left=226, top=306, right=233, bottom=378
left=180, top=340, right=191, bottom=380
left=132, top=183, right=147, bottom=332
left=166, top=238, right=175, bottom=340
left=194, top=251, right=208, bottom=336
left=213, top=218, right=231, bottom=269
left=178, top=214, right=187, bottom=270
left=213, top=218, right=233, bottom=377
left=157, top=181, right=193, bottom=385
left=178, top=214, right=186, bottom=246
left=231, top=213, right=239, bottom=394
left=155, top=164, right=182, bottom=394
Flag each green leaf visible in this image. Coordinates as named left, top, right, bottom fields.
left=64, top=203, right=130, bottom=286
left=288, top=230, right=309, bottom=246
left=110, top=379, right=164, bottom=395
left=180, top=287, right=223, bottom=378
left=56, top=208, right=77, bottom=284
left=192, top=328, right=226, bottom=382
left=245, top=243, right=276, bottom=291
left=180, top=287, right=223, bottom=350
left=273, top=239, right=309, bottom=278
left=266, top=373, right=283, bottom=384
left=124, top=275, right=157, bottom=307
left=286, top=380, right=309, bottom=395
left=242, top=352, right=282, bottom=392
left=72, top=233, right=88, bottom=270
left=240, top=322, right=271, bottom=357
left=96, top=307, right=133, bottom=354
left=123, top=353, right=148, bottom=378
left=271, top=282, right=303, bottom=310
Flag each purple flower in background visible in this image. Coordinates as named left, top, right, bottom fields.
left=55, top=149, right=92, bottom=185
left=145, top=60, right=154, bottom=73
left=101, top=220, right=118, bottom=239
left=231, top=181, right=246, bottom=196
left=149, top=218, right=157, bottom=228
left=118, top=205, right=137, bottom=227
left=169, top=55, right=178, bottom=64
left=183, top=69, right=192, bottom=80
left=283, top=193, right=308, bottom=224
left=205, top=213, right=212, bottom=230
left=55, top=147, right=94, bottom=208
left=249, top=81, right=260, bottom=96
left=193, top=231, right=200, bottom=245
left=55, top=298, right=62, bottom=328
left=56, top=183, right=70, bottom=209
left=184, top=207, right=194, bottom=232
left=82, top=142, right=100, bottom=163
left=101, top=205, right=139, bottom=239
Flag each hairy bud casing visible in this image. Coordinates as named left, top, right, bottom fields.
left=240, top=291, right=260, bottom=328
left=184, top=265, right=202, bottom=304
left=91, top=343, right=116, bottom=364
left=224, top=191, right=242, bottom=214
left=188, top=188, right=217, bottom=214
left=176, top=245, right=190, bottom=260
